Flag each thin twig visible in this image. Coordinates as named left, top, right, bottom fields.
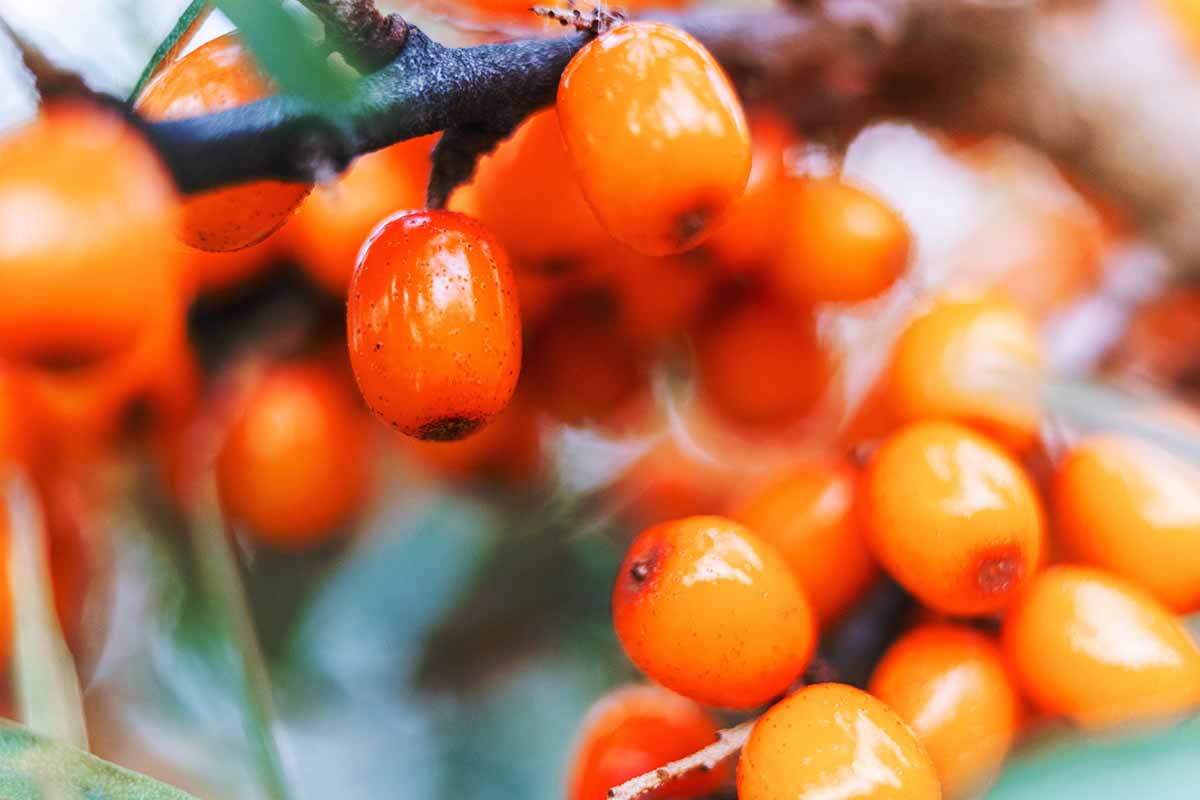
left=0, top=17, right=93, bottom=99
left=295, top=0, right=408, bottom=72
left=607, top=719, right=755, bottom=800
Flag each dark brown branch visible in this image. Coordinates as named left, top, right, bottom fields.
left=0, top=17, right=94, bottom=99
left=295, top=0, right=408, bottom=73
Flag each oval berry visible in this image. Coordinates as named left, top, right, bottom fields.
left=347, top=210, right=521, bottom=440
left=1003, top=565, right=1200, bottom=728
left=558, top=22, right=751, bottom=255
left=613, top=516, right=815, bottom=709
left=862, top=421, right=1043, bottom=616
left=738, top=683, right=941, bottom=800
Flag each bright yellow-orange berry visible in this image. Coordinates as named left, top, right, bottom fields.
left=731, top=460, right=877, bottom=626
left=885, top=296, right=1044, bottom=451
left=870, top=624, right=1020, bottom=799
left=612, top=516, right=815, bottom=709
left=738, top=683, right=942, bottom=800
left=567, top=685, right=728, bottom=800
left=862, top=421, right=1044, bottom=616
left=558, top=22, right=750, bottom=255
left=0, top=102, right=183, bottom=365
left=1054, top=435, right=1200, bottom=613
left=347, top=210, right=521, bottom=440
left=1003, top=565, right=1200, bottom=728
left=770, top=178, right=911, bottom=304
left=137, top=33, right=311, bottom=251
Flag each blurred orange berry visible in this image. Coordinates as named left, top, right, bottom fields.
left=596, top=251, right=713, bottom=349
left=184, top=236, right=280, bottom=296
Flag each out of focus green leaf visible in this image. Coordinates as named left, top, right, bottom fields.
left=988, top=718, right=1200, bottom=800
left=128, top=0, right=211, bottom=100
left=5, top=474, right=88, bottom=751
left=0, top=719, right=197, bottom=800
left=211, top=0, right=352, bottom=107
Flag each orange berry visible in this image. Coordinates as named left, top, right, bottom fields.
left=869, top=624, right=1020, bottom=798
left=1003, top=565, right=1200, bottom=728
left=695, top=299, right=829, bottom=428
left=137, top=33, right=311, bottom=252
left=612, top=515, right=815, bottom=709
left=558, top=22, right=750, bottom=255
left=217, top=361, right=370, bottom=550
left=771, top=178, right=910, bottom=304
left=347, top=210, right=521, bottom=440
left=469, top=110, right=614, bottom=272
left=1055, top=435, right=1200, bottom=612
left=567, top=685, right=728, bottom=800
left=596, top=251, right=712, bottom=349
left=288, top=138, right=432, bottom=295
left=0, top=102, right=182, bottom=364
left=738, top=683, right=942, bottom=800
left=400, top=390, right=540, bottom=484
left=731, top=460, right=877, bottom=626
left=885, top=296, right=1044, bottom=451
left=862, top=421, right=1043, bottom=616
left=184, top=236, right=279, bottom=296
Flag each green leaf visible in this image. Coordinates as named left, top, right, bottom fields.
left=211, top=0, right=353, bottom=107
left=128, top=0, right=213, bottom=101
left=0, top=718, right=197, bottom=800
left=4, top=474, right=88, bottom=751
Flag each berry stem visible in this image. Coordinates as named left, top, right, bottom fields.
left=606, top=718, right=756, bottom=800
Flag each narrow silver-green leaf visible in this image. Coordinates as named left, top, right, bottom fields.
left=128, top=0, right=212, bottom=101
left=0, top=718, right=197, bottom=800
left=5, top=473, right=88, bottom=751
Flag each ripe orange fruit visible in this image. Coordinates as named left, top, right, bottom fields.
left=217, top=361, right=370, bottom=550
left=870, top=624, right=1020, bottom=798
left=595, top=251, right=713, bottom=349
left=612, top=516, right=815, bottom=709
left=730, top=460, right=877, bottom=626
left=347, top=210, right=521, bottom=440
left=770, top=178, right=910, bottom=304
left=1054, top=435, right=1200, bottom=612
left=1003, top=565, right=1200, bottom=728
left=885, top=296, right=1044, bottom=451
left=558, top=22, right=751, bottom=255
left=288, top=137, right=433, bottom=295
left=862, top=421, right=1044, bottom=616
left=738, top=683, right=942, bottom=800
left=184, top=236, right=279, bottom=296
left=695, top=299, right=829, bottom=428
left=0, top=102, right=182, bottom=365
left=567, top=685, right=728, bottom=800
left=136, top=32, right=311, bottom=252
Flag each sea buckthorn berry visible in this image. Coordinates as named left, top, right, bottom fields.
left=595, top=251, right=712, bottom=348
left=1054, top=435, right=1200, bottom=612
left=1003, top=565, right=1200, bottom=728
left=862, top=420, right=1043, bottom=616
left=0, top=102, right=182, bottom=364
left=288, top=137, right=433, bottom=295
left=567, top=685, right=728, bottom=800
left=612, top=515, right=815, bottom=709
left=184, top=236, right=279, bottom=296
left=770, top=178, right=911, bottom=304
left=738, top=683, right=942, bottom=800
left=885, top=296, right=1044, bottom=451
left=347, top=210, right=521, bottom=440
left=695, top=299, right=830, bottom=428
left=217, top=361, right=370, bottom=550
left=137, top=33, right=311, bottom=252
left=557, top=22, right=751, bottom=256
left=731, top=460, right=877, bottom=626
left=468, top=110, right=613, bottom=272
left=869, top=624, right=1020, bottom=799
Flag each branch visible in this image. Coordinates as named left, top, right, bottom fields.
left=607, top=719, right=755, bottom=800
left=295, top=0, right=408, bottom=73
left=0, top=17, right=93, bottom=99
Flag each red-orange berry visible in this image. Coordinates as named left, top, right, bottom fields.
left=862, top=421, right=1044, bottom=616
left=770, top=178, right=911, bottom=304
left=1054, top=434, right=1200, bottom=613
left=137, top=33, right=311, bottom=251
left=731, top=460, right=877, bottom=626
left=612, top=515, right=815, bottom=709
left=217, top=361, right=370, bottom=550
left=347, top=210, right=521, bottom=440
left=738, top=683, right=942, bottom=800
left=1003, top=565, right=1200, bottom=728
left=567, top=685, right=728, bottom=800
left=870, top=624, right=1020, bottom=799
left=558, top=22, right=751, bottom=255
left=0, top=102, right=183, bottom=365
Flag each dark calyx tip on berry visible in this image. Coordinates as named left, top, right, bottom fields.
left=675, top=205, right=713, bottom=248
left=416, top=415, right=485, bottom=441
left=976, top=549, right=1023, bottom=595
